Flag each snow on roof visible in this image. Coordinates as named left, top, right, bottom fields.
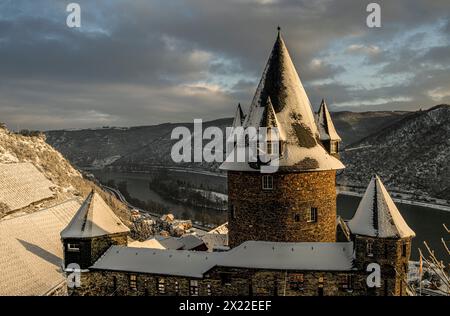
left=232, top=103, right=245, bottom=128
left=201, top=233, right=228, bottom=252
left=348, top=175, right=415, bottom=238
left=60, top=191, right=129, bottom=239
left=0, top=162, right=55, bottom=212
left=129, top=234, right=205, bottom=251
left=220, top=32, right=344, bottom=172
left=316, top=99, right=341, bottom=141
left=208, top=222, right=228, bottom=234
left=0, top=199, right=80, bottom=295
left=91, top=241, right=354, bottom=277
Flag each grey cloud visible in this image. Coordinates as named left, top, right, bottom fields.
left=0, top=0, right=450, bottom=130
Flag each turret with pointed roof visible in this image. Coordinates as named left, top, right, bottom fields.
left=61, top=191, right=129, bottom=269
left=348, top=175, right=415, bottom=238
left=223, top=30, right=343, bottom=247
left=349, top=175, right=415, bottom=296
left=221, top=31, right=344, bottom=172
left=316, top=99, right=342, bottom=158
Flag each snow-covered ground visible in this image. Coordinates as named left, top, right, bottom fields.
left=337, top=188, right=450, bottom=212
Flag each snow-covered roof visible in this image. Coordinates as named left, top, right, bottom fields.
left=348, top=175, right=415, bottom=238
left=316, top=99, right=341, bottom=141
left=0, top=162, right=55, bottom=212
left=220, top=32, right=344, bottom=172
left=0, top=199, right=81, bottom=295
left=91, top=241, right=354, bottom=277
left=128, top=235, right=204, bottom=251
left=208, top=222, right=228, bottom=234
left=60, top=191, right=129, bottom=239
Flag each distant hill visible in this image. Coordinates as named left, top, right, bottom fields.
left=46, top=111, right=410, bottom=172
left=331, top=110, right=409, bottom=147
left=46, top=108, right=450, bottom=200
left=339, top=105, right=450, bottom=200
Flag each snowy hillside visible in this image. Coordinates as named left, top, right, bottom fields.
left=46, top=112, right=408, bottom=172
left=0, top=126, right=130, bottom=221
left=339, top=105, right=450, bottom=201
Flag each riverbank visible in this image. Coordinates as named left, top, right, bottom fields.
left=337, top=188, right=450, bottom=212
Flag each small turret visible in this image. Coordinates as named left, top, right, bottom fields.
left=316, top=99, right=342, bottom=158
left=348, top=175, right=415, bottom=296
left=61, top=191, right=130, bottom=270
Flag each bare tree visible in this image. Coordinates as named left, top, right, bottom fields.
left=417, top=224, right=449, bottom=296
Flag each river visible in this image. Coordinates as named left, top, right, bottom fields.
left=92, top=169, right=449, bottom=260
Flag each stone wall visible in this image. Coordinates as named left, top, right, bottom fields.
left=353, top=236, right=412, bottom=296
left=227, top=170, right=337, bottom=247
left=90, top=233, right=128, bottom=265
left=63, top=233, right=128, bottom=269
left=71, top=266, right=376, bottom=296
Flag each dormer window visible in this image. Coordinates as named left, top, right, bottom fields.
left=330, top=141, right=338, bottom=154
left=267, top=141, right=273, bottom=155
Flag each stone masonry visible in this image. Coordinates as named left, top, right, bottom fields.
left=227, top=170, right=337, bottom=247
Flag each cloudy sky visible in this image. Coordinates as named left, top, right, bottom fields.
left=0, top=0, right=449, bottom=130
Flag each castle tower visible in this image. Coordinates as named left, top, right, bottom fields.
left=348, top=175, right=415, bottom=296
left=316, top=99, right=342, bottom=159
left=60, top=191, right=130, bottom=270
left=221, top=30, right=345, bottom=247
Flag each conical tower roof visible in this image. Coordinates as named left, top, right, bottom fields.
left=317, top=99, right=341, bottom=141
left=61, top=191, right=129, bottom=239
left=348, top=175, right=415, bottom=238
left=221, top=30, right=344, bottom=172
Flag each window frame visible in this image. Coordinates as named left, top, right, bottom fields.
left=157, top=278, right=166, bottom=295
left=330, top=141, right=338, bottom=154
left=67, top=243, right=80, bottom=252
left=189, top=280, right=199, bottom=296
left=366, top=240, right=374, bottom=257
left=262, top=175, right=274, bottom=191
left=129, top=274, right=137, bottom=291
left=307, top=207, right=318, bottom=223
left=402, top=242, right=407, bottom=257
left=288, top=273, right=304, bottom=291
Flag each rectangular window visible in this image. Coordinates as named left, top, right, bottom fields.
left=207, top=284, right=212, bottom=296
left=366, top=240, right=374, bottom=257
left=262, top=175, right=274, bottom=190
left=307, top=207, right=318, bottom=223
left=267, top=141, right=273, bottom=155
left=157, top=278, right=165, bottom=295
left=129, top=275, right=137, bottom=291
left=402, top=242, right=407, bottom=257
left=67, top=243, right=80, bottom=252
left=330, top=141, right=338, bottom=153
left=220, top=273, right=232, bottom=286
left=289, top=274, right=304, bottom=290
left=231, top=205, right=237, bottom=220
left=190, top=280, right=199, bottom=296
left=341, top=275, right=353, bottom=290
left=294, top=213, right=300, bottom=222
